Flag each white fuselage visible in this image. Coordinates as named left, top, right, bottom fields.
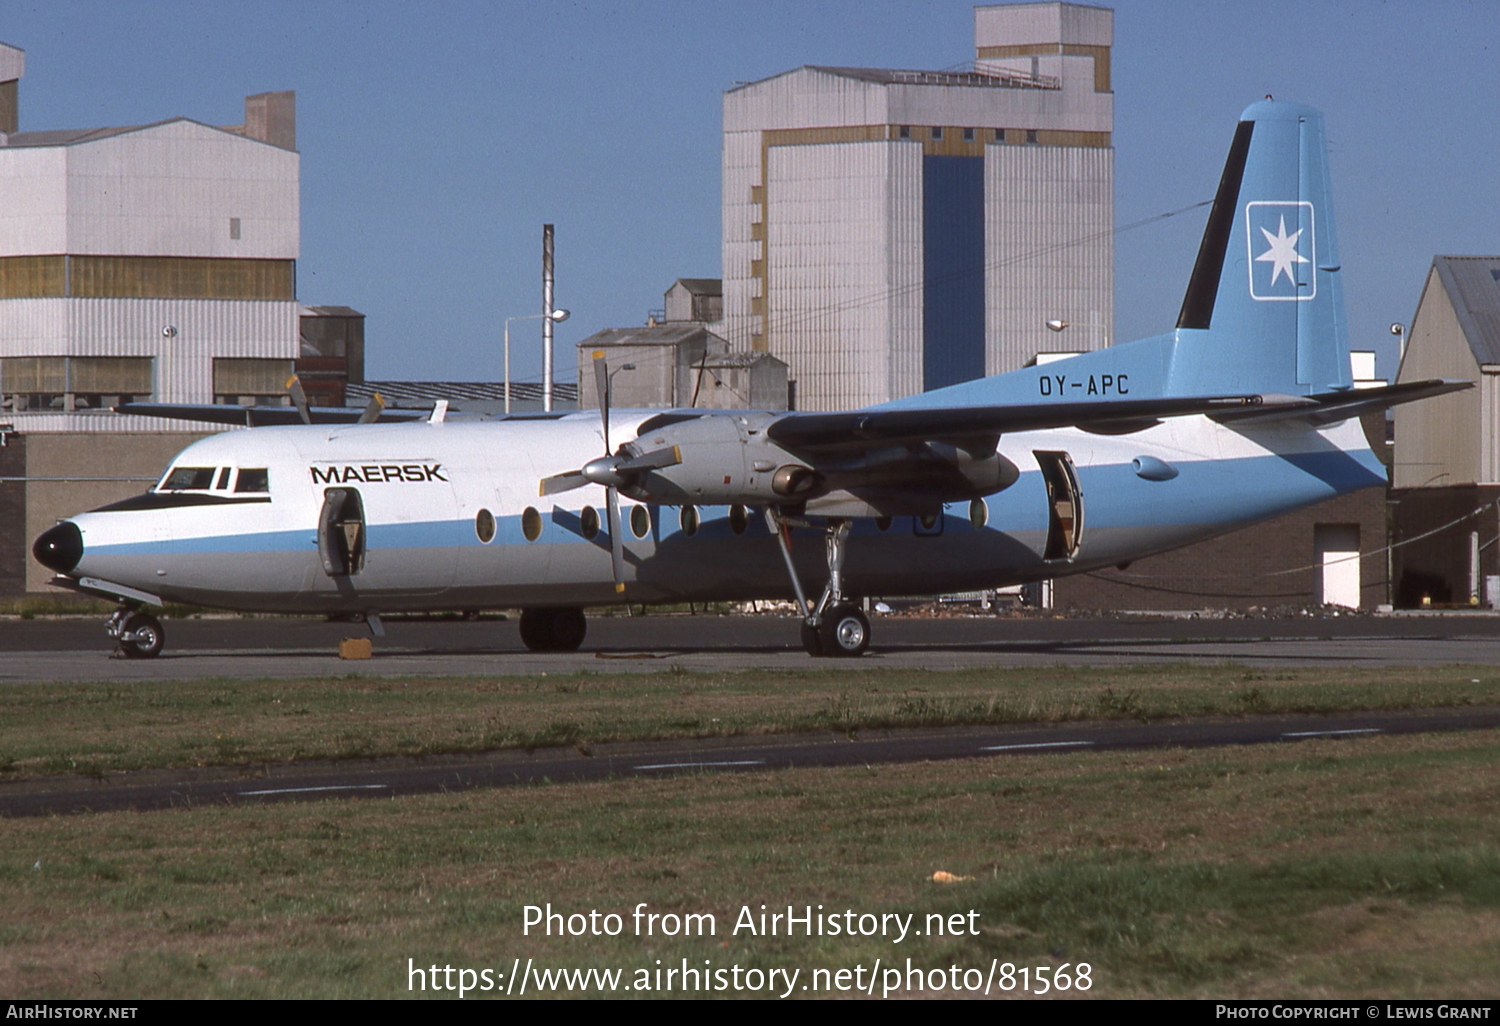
left=52, top=410, right=1385, bottom=614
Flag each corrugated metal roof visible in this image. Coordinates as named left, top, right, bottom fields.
left=704, top=351, right=786, bottom=369
left=577, top=324, right=711, bottom=348
left=672, top=278, right=722, bottom=296
left=301, top=305, right=365, bottom=318
left=804, top=65, right=1058, bottom=90
left=1433, top=256, right=1500, bottom=366
left=728, top=62, right=1060, bottom=94
left=347, top=380, right=578, bottom=404
left=2, top=117, right=276, bottom=149
left=4, top=125, right=140, bottom=147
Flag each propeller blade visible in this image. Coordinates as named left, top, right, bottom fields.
left=606, top=487, right=625, bottom=592
left=357, top=391, right=386, bottom=424
left=539, top=470, right=590, bottom=497
left=593, top=354, right=611, bottom=454
left=617, top=445, right=682, bottom=474
left=285, top=375, right=312, bottom=425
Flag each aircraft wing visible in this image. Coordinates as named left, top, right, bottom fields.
left=114, top=402, right=430, bottom=426
left=763, top=393, right=1273, bottom=453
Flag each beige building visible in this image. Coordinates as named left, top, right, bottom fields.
left=1390, top=255, right=1500, bottom=606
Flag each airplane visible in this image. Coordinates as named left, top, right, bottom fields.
left=31, top=99, right=1465, bottom=660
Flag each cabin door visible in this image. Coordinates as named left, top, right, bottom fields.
left=1033, top=451, right=1083, bottom=561
left=318, top=488, right=366, bottom=577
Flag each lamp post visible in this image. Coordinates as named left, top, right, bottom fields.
left=504, top=309, right=570, bottom=414
left=1044, top=318, right=1108, bottom=341
left=603, top=362, right=636, bottom=412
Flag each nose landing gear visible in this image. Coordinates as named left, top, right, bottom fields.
left=107, top=608, right=165, bottom=659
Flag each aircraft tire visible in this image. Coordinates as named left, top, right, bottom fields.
left=819, top=604, right=870, bottom=658
left=549, top=608, right=588, bottom=651
left=518, top=608, right=587, bottom=652
left=800, top=620, right=824, bottom=657
left=120, top=613, right=165, bottom=659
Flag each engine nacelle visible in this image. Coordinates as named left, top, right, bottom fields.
left=621, top=412, right=1019, bottom=515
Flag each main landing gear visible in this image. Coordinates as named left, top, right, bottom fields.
left=769, top=512, right=871, bottom=658
left=107, top=607, right=165, bottom=659
left=518, top=607, right=588, bottom=652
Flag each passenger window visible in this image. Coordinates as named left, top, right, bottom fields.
left=235, top=468, right=270, bottom=493
left=162, top=466, right=215, bottom=490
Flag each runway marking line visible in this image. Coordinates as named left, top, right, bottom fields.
left=633, top=760, right=766, bottom=771
left=239, top=784, right=392, bottom=796
left=979, top=740, right=1094, bottom=752
left=1280, top=728, right=1384, bottom=738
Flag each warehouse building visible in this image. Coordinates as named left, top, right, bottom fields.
left=1389, top=256, right=1500, bottom=607
left=722, top=2, right=1114, bottom=411
left=0, top=42, right=303, bottom=595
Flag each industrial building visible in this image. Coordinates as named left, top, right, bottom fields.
left=1389, top=256, right=1500, bottom=607
left=721, top=2, right=1114, bottom=411
left=0, top=42, right=306, bottom=595
left=576, top=279, right=789, bottom=412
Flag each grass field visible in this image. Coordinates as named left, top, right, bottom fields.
left=2, top=728, right=1497, bottom=998
left=0, top=663, right=1497, bottom=779
left=2, top=663, right=1498, bottom=999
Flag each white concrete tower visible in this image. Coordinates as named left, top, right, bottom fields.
left=722, top=3, right=1113, bottom=411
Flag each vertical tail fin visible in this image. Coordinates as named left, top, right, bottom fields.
left=1167, top=99, right=1351, bottom=396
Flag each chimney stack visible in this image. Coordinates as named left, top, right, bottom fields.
left=0, top=43, right=25, bottom=135
left=244, top=90, right=296, bottom=150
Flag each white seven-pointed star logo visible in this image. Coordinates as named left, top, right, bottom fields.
left=1255, top=215, right=1309, bottom=287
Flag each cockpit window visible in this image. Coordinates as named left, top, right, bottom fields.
left=161, top=466, right=216, bottom=491
left=215, top=467, right=232, bottom=490
left=235, top=468, right=270, bottom=493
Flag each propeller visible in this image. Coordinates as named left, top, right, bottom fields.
left=285, top=375, right=313, bottom=425
left=356, top=391, right=386, bottom=425
left=538, top=355, right=682, bottom=592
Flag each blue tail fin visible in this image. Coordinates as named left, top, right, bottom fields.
left=1167, top=99, right=1351, bottom=396
left=882, top=99, right=1352, bottom=412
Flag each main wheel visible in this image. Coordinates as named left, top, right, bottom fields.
left=818, top=604, right=870, bottom=658
left=549, top=608, right=587, bottom=650
left=518, top=608, right=588, bottom=652
left=120, top=612, right=165, bottom=659
left=800, top=620, right=824, bottom=657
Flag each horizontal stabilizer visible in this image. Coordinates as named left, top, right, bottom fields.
left=1211, top=379, right=1471, bottom=425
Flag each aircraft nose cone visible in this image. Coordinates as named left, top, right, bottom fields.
left=33, top=521, right=84, bottom=574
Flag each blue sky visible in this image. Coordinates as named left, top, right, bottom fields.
left=6, top=1, right=1497, bottom=386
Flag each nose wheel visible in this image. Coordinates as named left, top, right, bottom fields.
left=107, top=608, right=165, bottom=659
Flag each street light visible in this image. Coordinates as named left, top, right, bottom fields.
left=1044, top=318, right=1109, bottom=348
left=504, top=309, right=570, bottom=414
left=603, top=362, right=637, bottom=412
left=1045, top=318, right=1108, bottom=336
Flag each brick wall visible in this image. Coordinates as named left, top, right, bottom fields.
left=1052, top=486, right=1389, bottom=611
left=0, top=432, right=26, bottom=598
left=1390, top=485, right=1500, bottom=607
